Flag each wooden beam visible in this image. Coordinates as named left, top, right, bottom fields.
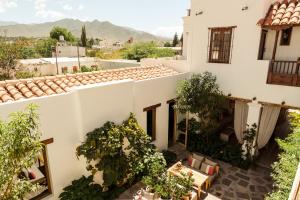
left=272, top=30, right=280, bottom=60
left=143, top=103, right=161, bottom=112
left=167, top=99, right=176, bottom=104
left=42, top=138, right=54, bottom=145
left=226, top=96, right=252, bottom=103
left=258, top=101, right=300, bottom=110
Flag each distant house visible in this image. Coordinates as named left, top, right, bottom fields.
left=52, top=36, right=86, bottom=58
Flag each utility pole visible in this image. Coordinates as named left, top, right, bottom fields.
left=55, top=44, right=59, bottom=75
left=77, top=45, right=81, bottom=70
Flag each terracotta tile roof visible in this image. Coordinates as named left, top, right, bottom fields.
left=258, top=0, right=300, bottom=26
left=0, top=65, right=179, bottom=104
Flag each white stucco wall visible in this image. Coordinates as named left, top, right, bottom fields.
left=184, top=0, right=300, bottom=108
left=0, top=73, right=187, bottom=199
left=263, top=27, right=300, bottom=61
left=19, top=58, right=140, bottom=75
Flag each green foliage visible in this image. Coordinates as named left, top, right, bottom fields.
left=59, top=175, right=128, bottom=200
left=80, top=65, right=93, bottom=72
left=184, top=118, right=251, bottom=169
left=87, top=49, right=124, bottom=60
left=35, top=38, right=56, bottom=58
left=81, top=26, right=87, bottom=47
left=122, top=42, right=175, bottom=61
left=176, top=72, right=225, bottom=133
left=0, top=104, right=43, bottom=200
left=172, top=32, right=179, bottom=47
left=59, top=176, right=103, bottom=200
left=50, top=26, right=76, bottom=42
left=15, top=71, right=37, bottom=79
left=164, top=41, right=172, bottom=47
left=76, top=113, right=155, bottom=188
left=0, top=40, right=22, bottom=77
left=162, top=150, right=177, bottom=166
left=266, top=111, right=300, bottom=200
left=243, top=123, right=257, bottom=161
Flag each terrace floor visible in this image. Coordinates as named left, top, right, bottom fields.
left=118, top=144, right=273, bottom=200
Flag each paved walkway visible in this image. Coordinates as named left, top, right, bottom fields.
left=118, top=144, right=273, bottom=200
left=169, top=144, right=273, bottom=200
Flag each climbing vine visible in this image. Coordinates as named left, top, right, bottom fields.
left=76, top=113, right=155, bottom=188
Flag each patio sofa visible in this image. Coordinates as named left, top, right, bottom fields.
left=185, top=153, right=220, bottom=188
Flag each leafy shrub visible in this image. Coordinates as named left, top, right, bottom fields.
left=76, top=113, right=156, bottom=188
left=266, top=111, right=300, bottom=200
left=182, top=118, right=251, bottom=169
left=59, top=176, right=103, bottom=200
left=15, top=71, right=37, bottom=79
left=162, top=150, right=177, bottom=166
left=0, top=73, right=10, bottom=81
left=59, top=176, right=128, bottom=200
left=80, top=65, right=92, bottom=72
left=122, top=42, right=175, bottom=61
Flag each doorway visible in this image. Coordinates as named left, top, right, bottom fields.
left=258, top=29, right=268, bottom=60
left=168, top=101, right=176, bottom=147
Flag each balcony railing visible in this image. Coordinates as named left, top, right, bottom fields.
left=267, top=60, right=300, bottom=87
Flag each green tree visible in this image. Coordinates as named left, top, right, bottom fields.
left=81, top=25, right=87, bottom=47
left=266, top=111, right=300, bottom=200
left=0, top=40, right=22, bottom=77
left=164, top=41, right=172, bottom=47
left=50, top=26, right=75, bottom=42
left=122, top=42, right=175, bottom=62
left=0, top=104, right=43, bottom=200
left=35, top=38, right=57, bottom=58
left=172, top=32, right=179, bottom=47
left=176, top=72, right=225, bottom=134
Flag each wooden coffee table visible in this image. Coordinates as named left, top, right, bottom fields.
left=168, top=162, right=209, bottom=198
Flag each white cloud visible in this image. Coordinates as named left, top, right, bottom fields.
left=62, top=4, right=72, bottom=11
left=34, top=0, right=64, bottom=19
left=77, top=4, right=83, bottom=11
left=151, top=26, right=183, bottom=38
left=0, top=0, right=18, bottom=13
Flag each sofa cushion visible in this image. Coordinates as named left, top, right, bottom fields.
left=206, top=165, right=215, bottom=175
left=192, top=153, right=204, bottom=162
left=205, top=158, right=218, bottom=167
left=191, top=158, right=201, bottom=169
left=188, top=154, right=193, bottom=166
left=200, top=162, right=208, bottom=174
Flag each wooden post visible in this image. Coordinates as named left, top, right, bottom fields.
left=272, top=30, right=280, bottom=60
left=185, top=112, right=189, bottom=149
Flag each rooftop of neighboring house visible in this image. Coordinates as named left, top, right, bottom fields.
left=0, top=64, right=180, bottom=104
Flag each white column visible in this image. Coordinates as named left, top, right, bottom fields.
left=246, top=102, right=262, bottom=127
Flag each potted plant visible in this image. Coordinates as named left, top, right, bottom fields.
left=172, top=172, right=194, bottom=200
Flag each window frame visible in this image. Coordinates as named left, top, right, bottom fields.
left=30, top=138, right=54, bottom=200
left=208, top=26, right=235, bottom=64
left=280, top=27, right=293, bottom=46
left=143, top=103, right=161, bottom=141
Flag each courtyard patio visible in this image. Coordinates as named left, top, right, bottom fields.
left=118, top=144, right=273, bottom=200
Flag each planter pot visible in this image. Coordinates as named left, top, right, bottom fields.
left=142, top=187, right=155, bottom=200
left=181, top=195, right=190, bottom=200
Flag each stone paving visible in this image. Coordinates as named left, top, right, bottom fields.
left=169, top=144, right=273, bottom=200
left=118, top=144, right=274, bottom=200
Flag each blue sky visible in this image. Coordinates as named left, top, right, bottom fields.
left=0, top=0, right=190, bottom=37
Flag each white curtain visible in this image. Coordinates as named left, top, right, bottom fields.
left=234, top=101, right=249, bottom=144
left=257, top=105, right=281, bottom=149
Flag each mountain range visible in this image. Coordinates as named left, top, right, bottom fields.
left=0, top=19, right=166, bottom=42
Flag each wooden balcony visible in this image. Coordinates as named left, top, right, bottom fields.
left=267, top=60, right=300, bottom=87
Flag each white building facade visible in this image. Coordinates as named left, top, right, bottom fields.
left=0, top=65, right=188, bottom=199
left=183, top=0, right=300, bottom=124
